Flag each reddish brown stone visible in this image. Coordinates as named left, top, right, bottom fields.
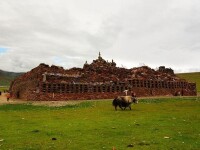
left=9, top=53, right=197, bottom=101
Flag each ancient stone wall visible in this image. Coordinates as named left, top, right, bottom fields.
left=10, top=53, right=197, bottom=100
left=28, top=79, right=195, bottom=100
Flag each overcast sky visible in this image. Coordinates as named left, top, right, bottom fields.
left=0, top=0, right=200, bottom=73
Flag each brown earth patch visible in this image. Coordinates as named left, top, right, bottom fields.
left=0, top=93, right=82, bottom=107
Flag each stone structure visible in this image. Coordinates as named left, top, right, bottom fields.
left=10, top=53, right=197, bottom=100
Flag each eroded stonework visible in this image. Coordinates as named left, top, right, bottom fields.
left=10, top=53, right=197, bottom=100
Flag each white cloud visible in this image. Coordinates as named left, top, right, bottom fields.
left=0, top=0, right=200, bottom=73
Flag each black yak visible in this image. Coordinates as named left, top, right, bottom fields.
left=112, top=96, right=138, bottom=110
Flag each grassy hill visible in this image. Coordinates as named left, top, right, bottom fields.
left=176, top=72, right=200, bottom=93
left=0, top=69, right=23, bottom=86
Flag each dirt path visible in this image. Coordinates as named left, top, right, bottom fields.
left=0, top=93, right=82, bottom=107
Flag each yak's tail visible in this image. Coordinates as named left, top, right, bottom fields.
left=112, top=98, right=117, bottom=106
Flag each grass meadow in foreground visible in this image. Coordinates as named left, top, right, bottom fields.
left=0, top=97, right=200, bottom=150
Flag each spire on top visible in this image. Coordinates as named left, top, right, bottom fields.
left=98, top=51, right=102, bottom=60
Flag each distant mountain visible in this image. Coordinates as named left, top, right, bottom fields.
left=176, top=72, right=200, bottom=93
left=0, top=69, right=24, bottom=86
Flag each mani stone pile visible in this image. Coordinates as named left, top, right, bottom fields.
left=10, top=53, right=197, bottom=101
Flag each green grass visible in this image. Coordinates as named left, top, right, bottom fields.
left=0, top=86, right=9, bottom=92
left=0, top=70, right=22, bottom=86
left=0, top=97, right=200, bottom=150
left=0, top=75, right=15, bottom=87
left=177, top=72, right=200, bottom=93
left=0, top=77, right=12, bottom=86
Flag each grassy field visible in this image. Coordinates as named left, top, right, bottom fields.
left=177, top=72, right=200, bottom=93
left=0, top=86, right=9, bottom=92
left=0, top=97, right=199, bottom=150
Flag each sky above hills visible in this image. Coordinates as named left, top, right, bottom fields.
left=0, top=0, right=200, bottom=73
